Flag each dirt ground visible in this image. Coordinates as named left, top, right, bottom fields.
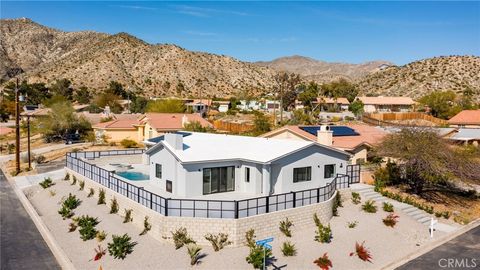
left=27, top=179, right=446, bottom=270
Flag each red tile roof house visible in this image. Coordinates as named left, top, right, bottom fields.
left=312, top=97, right=351, bottom=112
left=260, top=124, right=387, bottom=165
left=357, top=96, right=416, bottom=113
left=448, top=110, right=480, bottom=128
left=93, top=113, right=212, bottom=143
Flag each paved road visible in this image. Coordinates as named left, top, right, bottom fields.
left=397, top=224, right=480, bottom=270
left=0, top=169, right=60, bottom=270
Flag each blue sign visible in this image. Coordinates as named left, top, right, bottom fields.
left=256, top=237, right=274, bottom=246
left=263, top=243, right=272, bottom=250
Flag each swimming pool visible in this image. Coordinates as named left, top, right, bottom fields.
left=116, top=171, right=149, bottom=181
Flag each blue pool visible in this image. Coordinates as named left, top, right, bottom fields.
left=116, top=171, right=149, bottom=181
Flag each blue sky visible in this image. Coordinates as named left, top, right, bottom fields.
left=1, top=1, right=479, bottom=65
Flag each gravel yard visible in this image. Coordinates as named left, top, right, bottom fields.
left=27, top=178, right=446, bottom=269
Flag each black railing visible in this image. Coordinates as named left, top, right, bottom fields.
left=66, top=150, right=353, bottom=219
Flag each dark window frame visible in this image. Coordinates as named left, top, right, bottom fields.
left=166, top=180, right=172, bottom=193
left=203, top=166, right=235, bottom=195
left=155, top=164, right=162, bottom=179
left=324, top=164, right=336, bottom=179
left=293, top=167, right=312, bottom=183
left=245, top=167, right=250, bottom=182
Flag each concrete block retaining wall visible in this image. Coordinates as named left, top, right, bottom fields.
left=67, top=168, right=335, bottom=247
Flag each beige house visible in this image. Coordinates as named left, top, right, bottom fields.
left=260, top=124, right=386, bottom=164
left=356, top=96, right=415, bottom=113
left=313, top=97, right=350, bottom=112
left=93, top=113, right=213, bottom=143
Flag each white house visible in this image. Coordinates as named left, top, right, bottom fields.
left=145, top=132, right=351, bottom=198
left=237, top=100, right=262, bottom=111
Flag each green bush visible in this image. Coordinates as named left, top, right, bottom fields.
left=79, top=223, right=97, bottom=241
left=205, top=233, right=232, bottom=252
left=140, top=216, right=152, bottom=236
left=281, top=241, right=297, bottom=256
left=98, top=189, right=106, bottom=205
left=171, top=227, right=196, bottom=249
left=62, top=193, right=81, bottom=209
left=362, top=200, right=377, bottom=213
left=383, top=202, right=394, bottom=212
left=123, top=209, right=133, bottom=223
left=347, top=221, right=358, bottom=228
left=313, top=213, right=332, bottom=243
left=39, top=177, right=54, bottom=189
left=71, top=176, right=77, bottom=185
left=332, top=192, right=342, bottom=216
left=78, top=180, right=85, bottom=190
left=110, top=197, right=119, bottom=214
left=351, top=192, right=361, bottom=204
left=87, top=188, right=94, bottom=197
left=77, top=215, right=99, bottom=228
left=58, top=205, right=74, bottom=219
left=120, top=139, right=138, bottom=148
left=245, top=229, right=256, bottom=249
left=279, top=218, right=293, bottom=237
left=246, top=245, right=272, bottom=269
left=442, top=211, right=451, bottom=219
left=108, top=234, right=137, bottom=259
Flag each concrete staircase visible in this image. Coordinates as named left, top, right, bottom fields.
left=351, top=184, right=433, bottom=226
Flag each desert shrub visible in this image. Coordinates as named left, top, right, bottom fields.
left=108, top=234, right=137, bottom=259
left=350, top=241, right=373, bottom=262
left=246, top=245, right=272, bottom=269
left=383, top=214, right=399, bottom=227
left=98, top=188, right=106, bottom=204
left=123, top=209, right=133, bottom=223
left=78, top=180, right=85, bottom=190
left=313, top=253, right=332, bottom=270
left=332, top=192, right=342, bottom=216
left=313, top=213, right=332, bottom=243
left=435, top=211, right=442, bottom=218
left=110, top=197, right=119, bottom=214
left=120, top=139, right=138, bottom=148
left=362, top=200, right=377, bottom=213
left=351, top=192, right=361, bottom=204
left=71, top=176, right=77, bottom=185
left=187, top=244, right=203, bottom=266
left=87, top=188, right=94, bottom=197
left=68, top=222, right=77, bottom=232
left=39, top=177, right=54, bottom=189
left=64, top=173, right=70, bottom=181
left=347, top=221, right=358, bottom=228
left=279, top=218, right=293, bottom=237
left=96, top=230, right=107, bottom=242
left=382, top=202, right=394, bottom=212
left=35, top=154, right=46, bottom=164
left=245, top=229, right=256, bottom=248
left=77, top=215, right=99, bottom=227
left=79, top=223, right=97, bottom=241
left=205, top=233, right=232, bottom=251
left=58, top=205, right=74, bottom=219
left=93, top=245, right=106, bottom=261
left=281, top=241, right=297, bottom=256
left=442, top=211, right=451, bottom=219
left=49, top=189, right=56, bottom=197
left=171, top=227, right=196, bottom=249
left=62, top=193, right=81, bottom=209
left=140, top=216, right=152, bottom=236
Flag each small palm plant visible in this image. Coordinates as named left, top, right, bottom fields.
left=281, top=241, right=297, bottom=256
left=383, top=202, right=394, bottom=212
left=110, top=197, right=119, bottom=214
left=107, top=234, right=137, bottom=260
left=187, top=244, right=203, bottom=266
left=279, top=218, right=293, bottom=237
left=362, top=200, right=377, bottom=213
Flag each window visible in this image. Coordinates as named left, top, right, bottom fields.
left=293, top=167, right=311, bottom=183
left=324, top=164, right=336, bottom=178
left=245, top=167, right=250, bottom=182
left=155, top=164, right=162, bottom=179
left=166, top=180, right=172, bottom=193
left=203, top=166, right=235, bottom=195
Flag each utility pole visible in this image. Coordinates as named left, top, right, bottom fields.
left=27, top=114, right=31, bottom=170
left=15, top=78, right=20, bottom=174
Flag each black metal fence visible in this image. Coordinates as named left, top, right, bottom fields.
left=66, top=150, right=353, bottom=219
left=346, top=164, right=361, bottom=184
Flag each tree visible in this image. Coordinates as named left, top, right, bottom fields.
left=106, top=81, right=127, bottom=98
left=419, top=91, right=460, bottom=119
left=183, top=121, right=212, bottom=132
left=146, top=99, right=185, bottom=113
left=130, top=96, right=148, bottom=113
left=253, top=112, right=271, bottom=135
left=348, top=100, right=364, bottom=116
left=50, top=79, right=74, bottom=100
left=94, top=92, right=123, bottom=114
left=298, top=81, right=320, bottom=108
left=289, top=109, right=315, bottom=125
left=321, top=79, right=358, bottom=102
left=74, top=86, right=92, bottom=104
left=376, top=128, right=480, bottom=194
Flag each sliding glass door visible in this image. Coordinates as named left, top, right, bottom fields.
left=203, top=166, right=235, bottom=195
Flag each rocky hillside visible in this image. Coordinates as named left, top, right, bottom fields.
left=0, top=18, right=276, bottom=97
left=357, top=56, right=480, bottom=100
left=256, top=55, right=393, bottom=83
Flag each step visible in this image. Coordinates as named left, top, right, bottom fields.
left=403, top=207, right=419, bottom=213
left=351, top=185, right=374, bottom=192
left=374, top=197, right=388, bottom=203
left=411, top=212, right=429, bottom=220
left=363, top=191, right=380, bottom=196
left=406, top=209, right=424, bottom=216
left=365, top=194, right=384, bottom=200
left=418, top=216, right=432, bottom=224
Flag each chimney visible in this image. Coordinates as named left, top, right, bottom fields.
left=181, top=114, right=189, bottom=127
left=317, top=125, right=333, bottom=146
left=165, top=133, right=183, bottom=150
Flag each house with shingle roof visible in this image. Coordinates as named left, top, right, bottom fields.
left=448, top=110, right=480, bottom=128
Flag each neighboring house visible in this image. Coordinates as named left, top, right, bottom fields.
left=445, top=128, right=480, bottom=146
left=216, top=101, right=231, bottom=113
left=294, top=100, right=304, bottom=110
left=448, top=110, right=480, bottom=128
left=357, top=96, right=415, bottom=113
left=145, top=132, right=350, bottom=197
left=260, top=124, right=387, bottom=164
left=237, top=100, right=262, bottom=111
left=264, top=100, right=281, bottom=112
left=93, top=118, right=140, bottom=143
left=138, top=113, right=213, bottom=141
left=313, top=97, right=350, bottom=112
left=185, top=99, right=212, bottom=115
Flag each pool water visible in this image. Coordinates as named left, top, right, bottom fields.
left=116, top=171, right=149, bottom=181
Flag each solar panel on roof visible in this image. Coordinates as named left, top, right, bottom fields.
left=299, top=126, right=359, bottom=137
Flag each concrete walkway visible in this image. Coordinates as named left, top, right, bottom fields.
left=351, top=184, right=460, bottom=233
left=396, top=224, right=480, bottom=270
left=14, top=169, right=66, bottom=189
left=0, top=169, right=60, bottom=270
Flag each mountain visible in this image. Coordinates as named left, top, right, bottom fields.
left=356, top=56, right=480, bottom=100
left=0, top=18, right=276, bottom=97
left=256, top=55, right=393, bottom=83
